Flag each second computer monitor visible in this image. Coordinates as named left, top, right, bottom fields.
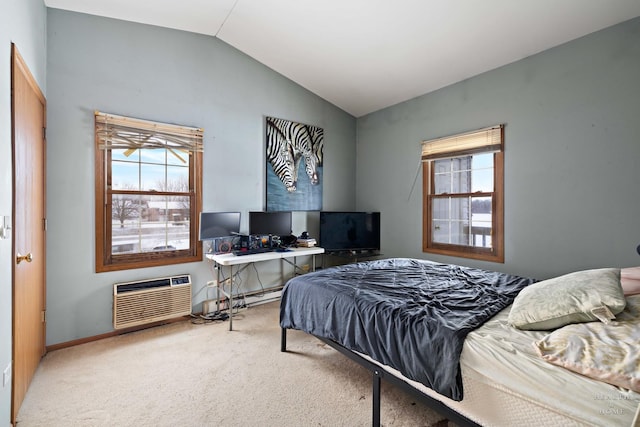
left=249, top=211, right=292, bottom=236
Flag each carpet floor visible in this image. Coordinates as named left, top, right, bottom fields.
left=17, top=301, right=450, bottom=427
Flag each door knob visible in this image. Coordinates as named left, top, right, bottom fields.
left=16, top=252, right=33, bottom=264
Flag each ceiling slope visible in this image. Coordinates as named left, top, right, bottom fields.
left=45, top=0, right=640, bottom=117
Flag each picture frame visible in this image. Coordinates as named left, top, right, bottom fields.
left=265, top=116, right=324, bottom=211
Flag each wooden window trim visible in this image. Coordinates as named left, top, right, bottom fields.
left=94, top=114, right=203, bottom=272
left=422, top=130, right=504, bottom=263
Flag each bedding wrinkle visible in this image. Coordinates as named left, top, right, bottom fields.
left=280, top=258, right=535, bottom=401
left=535, top=295, right=640, bottom=395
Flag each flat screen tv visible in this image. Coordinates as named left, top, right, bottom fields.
left=199, top=212, right=241, bottom=240
left=319, top=211, right=380, bottom=253
left=249, top=211, right=292, bottom=236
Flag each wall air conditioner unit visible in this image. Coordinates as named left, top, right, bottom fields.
left=113, top=275, right=192, bottom=329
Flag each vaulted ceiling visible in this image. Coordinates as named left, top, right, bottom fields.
left=44, top=0, right=640, bottom=117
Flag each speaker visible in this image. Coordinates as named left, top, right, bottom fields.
left=280, top=234, right=297, bottom=247
left=213, top=237, right=235, bottom=253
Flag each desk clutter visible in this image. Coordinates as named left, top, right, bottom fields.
left=296, top=238, right=317, bottom=247
left=209, top=232, right=314, bottom=255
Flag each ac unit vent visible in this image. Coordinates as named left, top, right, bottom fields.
left=113, top=275, right=192, bottom=329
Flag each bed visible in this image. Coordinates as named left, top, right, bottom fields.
left=279, top=258, right=640, bottom=426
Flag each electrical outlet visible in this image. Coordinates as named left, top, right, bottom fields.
left=3, top=362, right=11, bottom=387
left=0, top=216, right=10, bottom=240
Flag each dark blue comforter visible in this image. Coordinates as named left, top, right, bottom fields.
left=279, top=258, right=535, bottom=401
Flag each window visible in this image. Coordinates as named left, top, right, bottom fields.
left=422, top=125, right=504, bottom=262
left=95, top=112, right=203, bottom=272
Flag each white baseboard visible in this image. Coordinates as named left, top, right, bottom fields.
left=244, top=290, right=282, bottom=307
left=201, top=289, right=282, bottom=314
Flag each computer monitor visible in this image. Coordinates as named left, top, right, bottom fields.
left=198, top=212, right=241, bottom=240
left=249, top=211, right=292, bottom=236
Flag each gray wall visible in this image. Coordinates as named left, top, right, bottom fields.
left=45, top=9, right=356, bottom=346
left=356, top=17, right=640, bottom=280
left=7, top=8, right=640, bottom=422
left=0, top=0, right=47, bottom=423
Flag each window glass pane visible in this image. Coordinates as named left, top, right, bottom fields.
left=432, top=196, right=472, bottom=245
left=435, top=158, right=475, bottom=194
left=432, top=198, right=448, bottom=220
left=449, top=197, right=469, bottom=221
left=141, top=163, right=166, bottom=191
left=143, top=195, right=191, bottom=251
left=434, top=159, right=451, bottom=174
left=112, top=194, right=143, bottom=254
left=451, top=156, right=472, bottom=193
left=112, top=148, right=139, bottom=162
left=471, top=225, right=492, bottom=248
left=433, top=197, right=471, bottom=221
left=471, top=196, right=492, bottom=248
left=166, top=165, right=189, bottom=192
left=167, top=149, right=189, bottom=166
left=451, top=171, right=471, bottom=193
left=432, top=219, right=449, bottom=244
left=433, top=219, right=468, bottom=245
left=449, top=221, right=468, bottom=245
left=451, top=156, right=471, bottom=172
left=111, top=194, right=191, bottom=254
left=471, top=153, right=494, bottom=192
left=471, top=196, right=492, bottom=215
left=472, top=168, right=493, bottom=192
left=169, top=196, right=190, bottom=227
left=140, top=148, right=166, bottom=165
left=112, top=160, right=139, bottom=190
left=434, top=154, right=493, bottom=195
left=473, top=152, right=493, bottom=168
left=433, top=159, right=451, bottom=194
left=434, top=174, right=450, bottom=194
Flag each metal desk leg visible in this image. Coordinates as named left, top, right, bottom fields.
left=280, top=258, right=284, bottom=286
left=228, top=264, right=233, bottom=331
left=216, top=264, right=221, bottom=313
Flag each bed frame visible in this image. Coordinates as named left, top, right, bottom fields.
left=280, top=328, right=480, bottom=427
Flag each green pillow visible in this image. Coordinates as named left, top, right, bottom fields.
left=508, top=268, right=626, bottom=330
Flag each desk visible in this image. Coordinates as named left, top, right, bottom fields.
left=206, top=246, right=324, bottom=330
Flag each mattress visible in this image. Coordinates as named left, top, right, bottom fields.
left=461, top=303, right=640, bottom=426
left=359, top=303, right=640, bottom=426
left=281, top=258, right=640, bottom=425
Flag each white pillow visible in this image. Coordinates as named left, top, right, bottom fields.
left=508, top=268, right=626, bottom=330
left=535, top=295, right=640, bottom=393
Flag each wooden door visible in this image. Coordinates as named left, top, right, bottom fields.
left=11, top=44, right=47, bottom=423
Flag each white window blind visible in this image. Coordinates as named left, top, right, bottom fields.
left=95, top=111, right=203, bottom=162
left=421, top=125, right=503, bottom=161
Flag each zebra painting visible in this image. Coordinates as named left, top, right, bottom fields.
left=266, top=119, right=297, bottom=191
left=266, top=117, right=324, bottom=211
